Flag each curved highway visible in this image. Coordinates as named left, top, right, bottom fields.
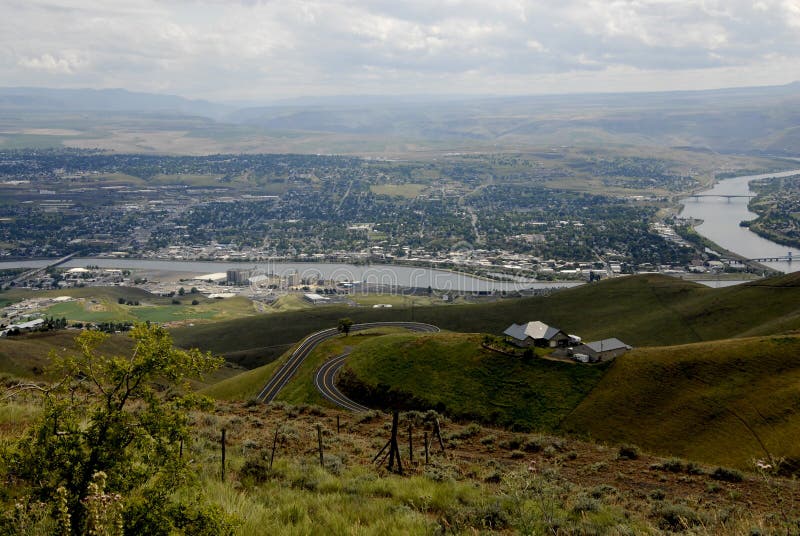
left=256, top=321, right=439, bottom=404
left=314, top=351, right=370, bottom=412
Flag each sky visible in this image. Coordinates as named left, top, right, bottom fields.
left=2, top=0, right=800, bottom=102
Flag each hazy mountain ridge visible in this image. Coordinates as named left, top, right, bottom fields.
left=1, top=82, right=799, bottom=155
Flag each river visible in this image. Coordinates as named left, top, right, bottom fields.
left=679, top=169, right=800, bottom=273
left=0, top=258, right=582, bottom=293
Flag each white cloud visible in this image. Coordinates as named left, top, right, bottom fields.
left=0, top=0, right=798, bottom=99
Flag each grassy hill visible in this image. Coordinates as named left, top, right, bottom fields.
left=339, top=332, right=608, bottom=431
left=171, top=272, right=800, bottom=367
left=562, top=334, right=800, bottom=469
left=337, top=330, right=800, bottom=469
left=0, top=330, right=133, bottom=379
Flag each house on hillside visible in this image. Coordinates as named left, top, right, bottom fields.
left=571, top=338, right=632, bottom=361
left=503, top=321, right=570, bottom=348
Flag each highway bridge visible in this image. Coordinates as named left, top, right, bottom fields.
left=685, top=194, right=755, bottom=200
left=257, top=321, right=440, bottom=407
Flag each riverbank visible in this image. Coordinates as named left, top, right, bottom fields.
left=678, top=168, right=800, bottom=274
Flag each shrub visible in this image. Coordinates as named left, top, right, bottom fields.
left=617, top=444, right=639, bottom=460
left=652, top=458, right=684, bottom=473
left=710, top=467, right=744, bottom=483
left=523, top=437, right=544, bottom=453
left=499, top=437, right=523, bottom=450
left=653, top=502, right=705, bottom=531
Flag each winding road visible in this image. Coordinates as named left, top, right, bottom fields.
left=256, top=321, right=440, bottom=408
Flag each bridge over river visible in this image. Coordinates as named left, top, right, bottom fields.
left=685, top=194, right=755, bottom=200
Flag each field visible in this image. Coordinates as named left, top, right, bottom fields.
left=16, top=287, right=259, bottom=325
left=340, top=332, right=608, bottom=431
left=369, top=183, right=427, bottom=198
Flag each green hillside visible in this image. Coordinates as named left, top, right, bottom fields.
left=339, top=332, right=608, bottom=431
left=0, top=330, right=133, bottom=379
left=562, top=335, right=800, bottom=469
left=171, top=273, right=800, bottom=367
left=337, top=330, right=800, bottom=469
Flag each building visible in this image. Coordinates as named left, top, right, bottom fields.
left=571, top=338, right=632, bottom=361
left=226, top=269, right=251, bottom=286
left=303, top=293, right=330, bottom=304
left=0, top=318, right=45, bottom=337
left=503, top=321, right=570, bottom=348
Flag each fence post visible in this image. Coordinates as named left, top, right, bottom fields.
left=424, top=431, right=429, bottom=465
left=269, top=426, right=279, bottom=470
left=337, top=415, right=340, bottom=434
left=317, top=424, right=324, bottom=468
left=408, top=424, right=413, bottom=464
left=221, top=429, right=227, bottom=481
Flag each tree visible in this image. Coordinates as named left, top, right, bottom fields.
left=337, top=317, right=354, bottom=337
left=3, top=323, right=223, bottom=534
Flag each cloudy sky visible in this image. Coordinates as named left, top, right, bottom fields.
left=2, top=0, right=800, bottom=102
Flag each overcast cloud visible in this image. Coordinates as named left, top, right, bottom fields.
left=2, top=0, right=799, bottom=101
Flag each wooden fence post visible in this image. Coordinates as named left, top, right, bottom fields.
left=408, top=424, right=413, bottom=464
left=221, top=429, right=227, bottom=481
left=317, top=424, right=325, bottom=468
left=337, top=415, right=340, bottom=434
left=424, top=431, right=429, bottom=465
left=269, top=426, right=279, bottom=470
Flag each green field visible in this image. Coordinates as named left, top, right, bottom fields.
left=36, top=291, right=256, bottom=325
left=369, top=183, right=427, bottom=198
left=341, top=332, right=608, bottom=431
left=562, top=335, right=800, bottom=468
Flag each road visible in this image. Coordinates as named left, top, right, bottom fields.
left=256, top=321, right=440, bottom=406
left=314, top=351, right=371, bottom=412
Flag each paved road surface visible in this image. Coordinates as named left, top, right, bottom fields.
left=257, top=321, right=439, bottom=405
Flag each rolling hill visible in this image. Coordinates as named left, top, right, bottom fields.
left=170, top=272, right=800, bottom=366
left=337, top=331, right=800, bottom=469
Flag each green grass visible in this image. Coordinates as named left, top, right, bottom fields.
left=0, top=330, right=133, bottom=379
left=171, top=272, right=800, bottom=366
left=370, top=183, right=427, bottom=198
left=562, top=334, right=800, bottom=469
left=276, top=328, right=411, bottom=406
left=38, top=292, right=255, bottom=324
left=341, top=332, right=608, bottom=431
left=200, top=351, right=289, bottom=401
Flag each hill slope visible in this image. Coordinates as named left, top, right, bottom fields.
left=339, top=332, right=608, bottom=431
left=561, top=334, right=800, bottom=468
left=171, top=273, right=800, bottom=366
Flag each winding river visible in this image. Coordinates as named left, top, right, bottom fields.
left=679, top=169, right=800, bottom=273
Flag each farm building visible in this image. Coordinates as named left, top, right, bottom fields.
left=571, top=338, right=632, bottom=361
left=503, top=321, right=570, bottom=348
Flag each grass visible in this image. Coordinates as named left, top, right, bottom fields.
left=171, top=272, right=800, bottom=366
left=276, top=328, right=411, bottom=406
left=201, top=350, right=292, bottom=401
left=562, top=334, right=800, bottom=469
left=0, top=330, right=133, bottom=379
left=341, top=332, right=608, bottom=431
left=369, top=183, right=427, bottom=198
left=35, top=292, right=255, bottom=325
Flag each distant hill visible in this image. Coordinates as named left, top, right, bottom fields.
left=2, top=82, right=800, bottom=155
left=0, top=87, right=229, bottom=119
